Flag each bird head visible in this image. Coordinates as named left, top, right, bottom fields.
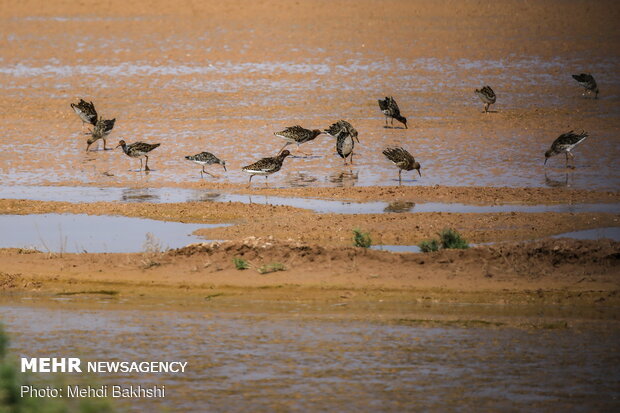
left=414, top=162, right=421, bottom=177
left=280, top=150, right=291, bottom=158
left=116, top=140, right=126, bottom=149
left=544, top=150, right=552, bottom=165
left=221, top=160, right=227, bottom=172
left=400, top=116, right=408, bottom=129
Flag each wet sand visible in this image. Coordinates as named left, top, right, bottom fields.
left=1, top=0, right=620, bottom=411
left=1, top=0, right=619, bottom=190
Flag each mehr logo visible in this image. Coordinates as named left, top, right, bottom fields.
left=21, top=358, right=82, bottom=373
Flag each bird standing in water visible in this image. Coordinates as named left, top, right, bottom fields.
left=572, top=73, right=599, bottom=99
left=474, top=86, right=496, bottom=113
left=544, top=131, right=588, bottom=168
left=116, top=140, right=161, bottom=171
left=86, top=117, right=116, bottom=151
left=378, top=96, right=408, bottom=128
left=274, top=126, right=322, bottom=156
left=185, top=152, right=227, bottom=178
left=242, top=150, right=291, bottom=188
left=382, top=147, right=421, bottom=183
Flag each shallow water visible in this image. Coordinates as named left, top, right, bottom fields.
left=0, top=213, right=220, bottom=253
left=371, top=227, right=620, bottom=254
left=1, top=299, right=619, bottom=412
left=1, top=185, right=618, bottom=215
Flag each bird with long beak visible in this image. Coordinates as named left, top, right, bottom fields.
left=382, top=147, right=421, bottom=183
left=116, top=140, right=161, bottom=171
left=185, top=152, right=227, bottom=178
left=544, top=131, right=588, bottom=168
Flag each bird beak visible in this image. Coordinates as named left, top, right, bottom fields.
left=544, top=158, right=548, bottom=166
left=115, top=143, right=121, bottom=149
left=222, top=163, right=227, bottom=172
left=355, top=136, right=360, bottom=143
left=417, top=169, right=422, bottom=177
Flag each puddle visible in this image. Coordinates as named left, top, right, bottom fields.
left=0, top=214, right=222, bottom=253
left=552, top=227, right=620, bottom=242
left=0, top=185, right=619, bottom=215
left=371, top=245, right=422, bottom=253
left=371, top=227, right=620, bottom=254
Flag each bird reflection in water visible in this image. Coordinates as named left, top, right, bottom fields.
left=544, top=170, right=572, bottom=188
left=383, top=201, right=415, bottom=213
left=287, top=172, right=318, bottom=187
left=328, top=170, right=359, bottom=187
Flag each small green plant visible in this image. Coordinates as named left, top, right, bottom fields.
left=419, top=228, right=469, bottom=253
left=257, top=262, right=286, bottom=274
left=419, top=239, right=440, bottom=253
left=233, top=257, right=250, bottom=270
left=352, top=228, right=372, bottom=248
left=439, top=228, right=469, bottom=250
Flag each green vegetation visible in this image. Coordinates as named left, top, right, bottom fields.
left=233, top=257, right=250, bottom=270
left=352, top=228, right=372, bottom=248
left=257, top=263, right=286, bottom=274
left=0, top=326, right=115, bottom=412
left=419, top=239, right=440, bottom=253
left=419, top=228, right=469, bottom=253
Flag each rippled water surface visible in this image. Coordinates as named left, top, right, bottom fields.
left=2, top=300, right=619, bottom=412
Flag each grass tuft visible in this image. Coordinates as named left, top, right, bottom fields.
left=233, top=257, right=250, bottom=270
left=352, top=228, right=372, bottom=248
left=419, top=228, right=469, bottom=253
left=257, top=262, right=286, bottom=274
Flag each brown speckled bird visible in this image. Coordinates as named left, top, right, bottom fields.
left=116, top=140, right=160, bottom=171
left=383, top=147, right=421, bottom=183
left=242, top=150, right=291, bottom=188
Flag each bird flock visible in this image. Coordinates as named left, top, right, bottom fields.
left=70, top=73, right=598, bottom=187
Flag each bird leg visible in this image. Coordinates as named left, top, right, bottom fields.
left=144, top=155, right=151, bottom=172
left=278, top=142, right=291, bottom=154
left=265, top=176, right=269, bottom=188
left=139, top=158, right=143, bottom=171
left=484, top=103, right=489, bottom=113
left=201, top=166, right=218, bottom=178
left=296, top=144, right=311, bottom=156
left=103, top=138, right=108, bottom=150
left=247, top=175, right=254, bottom=188
left=350, top=152, right=354, bottom=165
left=398, top=169, right=402, bottom=184
left=565, top=152, right=569, bottom=168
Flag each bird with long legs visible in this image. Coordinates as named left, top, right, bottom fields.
left=544, top=131, right=588, bottom=169
left=242, top=150, right=291, bottom=188
left=185, top=152, right=226, bottom=178
left=378, top=96, right=407, bottom=128
left=116, top=140, right=160, bottom=172
left=382, top=147, right=421, bottom=184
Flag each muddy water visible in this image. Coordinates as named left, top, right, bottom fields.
left=2, top=298, right=619, bottom=412
left=1, top=6, right=619, bottom=191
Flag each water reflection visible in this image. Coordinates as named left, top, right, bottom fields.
left=287, top=172, right=318, bottom=187
left=384, top=201, right=415, bottom=213
left=544, top=170, right=572, bottom=188
left=121, top=187, right=159, bottom=202
left=328, top=170, right=359, bottom=187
